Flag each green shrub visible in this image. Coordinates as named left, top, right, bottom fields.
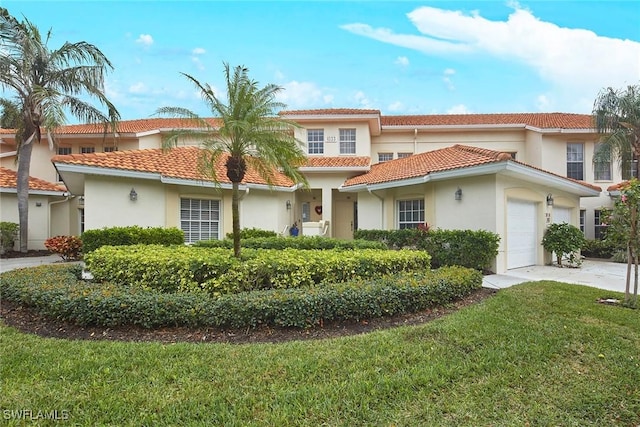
left=542, top=223, right=585, bottom=267
left=0, top=221, right=19, bottom=253
left=0, top=264, right=481, bottom=329
left=44, top=235, right=83, bottom=261
left=581, top=239, right=619, bottom=259
left=354, top=228, right=500, bottom=271
left=195, top=236, right=386, bottom=250
left=81, top=226, right=184, bottom=253
left=84, top=245, right=430, bottom=295
left=84, top=245, right=239, bottom=293
left=226, top=227, right=279, bottom=239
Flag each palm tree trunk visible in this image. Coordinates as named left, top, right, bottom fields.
left=16, top=139, right=34, bottom=253
left=626, top=245, right=632, bottom=304
left=231, top=181, right=241, bottom=258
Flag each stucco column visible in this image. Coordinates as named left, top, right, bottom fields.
left=322, top=186, right=333, bottom=237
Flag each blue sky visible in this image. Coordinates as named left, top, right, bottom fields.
left=1, top=1, right=639, bottom=122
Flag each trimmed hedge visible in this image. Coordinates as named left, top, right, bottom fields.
left=85, top=245, right=431, bottom=295
left=0, top=264, right=482, bottom=329
left=81, top=226, right=185, bottom=253
left=225, top=228, right=279, bottom=239
left=354, top=228, right=500, bottom=271
left=194, top=236, right=386, bottom=250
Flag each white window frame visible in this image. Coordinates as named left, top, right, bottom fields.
left=378, top=152, right=393, bottom=163
left=307, top=129, right=324, bottom=155
left=81, top=146, right=95, bottom=154
left=397, top=199, right=425, bottom=229
left=180, top=198, right=221, bottom=243
left=566, top=143, right=584, bottom=180
left=339, top=128, right=356, bottom=154
left=104, top=146, right=118, bottom=153
left=593, top=143, right=612, bottom=181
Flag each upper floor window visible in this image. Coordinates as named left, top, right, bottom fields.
left=307, top=129, right=324, bottom=155
left=57, top=147, right=72, bottom=155
left=81, top=146, right=95, bottom=154
left=104, top=146, right=118, bottom=153
left=623, top=154, right=638, bottom=180
left=566, top=143, right=584, bottom=180
left=593, top=143, right=611, bottom=181
left=339, top=128, right=356, bottom=154
left=397, top=152, right=413, bottom=159
left=378, top=152, right=393, bottom=163
left=397, top=199, right=425, bottom=229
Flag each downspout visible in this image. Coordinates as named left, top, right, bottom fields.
left=414, top=128, right=418, bottom=154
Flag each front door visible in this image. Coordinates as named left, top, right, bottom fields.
left=333, top=200, right=356, bottom=240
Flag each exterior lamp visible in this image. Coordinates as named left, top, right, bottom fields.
left=129, top=188, right=138, bottom=201
left=455, top=188, right=462, bottom=201
left=546, top=193, right=554, bottom=206
left=286, top=200, right=292, bottom=210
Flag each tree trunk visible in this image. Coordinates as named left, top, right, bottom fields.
left=626, top=245, right=632, bottom=304
left=634, top=252, right=639, bottom=308
left=16, top=139, right=34, bottom=253
left=231, top=181, right=241, bottom=258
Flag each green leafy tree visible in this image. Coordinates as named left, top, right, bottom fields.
left=592, top=84, right=640, bottom=180
left=0, top=8, right=120, bottom=252
left=601, top=179, right=640, bottom=307
left=542, top=222, right=585, bottom=267
left=157, top=63, right=308, bottom=258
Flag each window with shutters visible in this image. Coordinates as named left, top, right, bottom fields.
left=180, top=198, right=221, bottom=243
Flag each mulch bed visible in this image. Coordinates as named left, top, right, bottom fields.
left=0, top=288, right=497, bottom=344
left=1, top=250, right=53, bottom=259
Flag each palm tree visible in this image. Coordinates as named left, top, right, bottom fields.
left=157, top=63, right=308, bottom=258
left=0, top=8, right=120, bottom=252
left=592, top=84, right=640, bottom=180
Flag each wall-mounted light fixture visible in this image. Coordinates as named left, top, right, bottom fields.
left=546, top=193, right=554, bottom=206
left=455, top=187, right=463, bottom=201
left=129, top=188, right=138, bottom=201
left=35, top=202, right=42, bottom=207
left=286, top=200, right=291, bottom=210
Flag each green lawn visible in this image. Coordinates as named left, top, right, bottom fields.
left=1, top=281, right=639, bottom=426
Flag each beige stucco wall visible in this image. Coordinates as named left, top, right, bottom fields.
left=433, top=175, right=497, bottom=232
left=0, top=193, right=58, bottom=249
left=294, top=122, right=372, bottom=157
left=84, top=177, right=167, bottom=231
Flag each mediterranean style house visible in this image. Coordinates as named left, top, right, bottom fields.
left=0, top=109, right=626, bottom=273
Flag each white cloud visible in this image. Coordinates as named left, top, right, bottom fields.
left=354, top=91, right=373, bottom=108
left=277, top=80, right=331, bottom=108
left=129, top=82, right=147, bottom=94
left=192, top=47, right=206, bottom=55
left=135, top=34, right=153, bottom=47
left=388, top=101, right=404, bottom=112
left=343, top=5, right=640, bottom=97
left=536, top=94, right=551, bottom=111
left=442, top=68, right=456, bottom=90
left=446, top=104, right=471, bottom=114
left=395, top=56, right=410, bottom=67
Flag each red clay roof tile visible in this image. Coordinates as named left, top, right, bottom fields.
left=0, top=167, right=66, bottom=192
left=381, top=113, right=593, bottom=129
left=281, top=108, right=381, bottom=116
left=52, top=146, right=296, bottom=187
left=304, top=156, right=370, bottom=168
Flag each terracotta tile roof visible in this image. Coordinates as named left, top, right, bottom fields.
left=381, top=113, right=593, bottom=129
left=343, top=145, right=511, bottom=187
left=342, top=144, right=601, bottom=193
left=607, top=181, right=630, bottom=192
left=52, top=146, right=296, bottom=187
left=281, top=108, right=381, bottom=116
left=55, top=118, right=222, bottom=135
left=304, top=156, right=370, bottom=168
left=0, top=167, right=66, bottom=192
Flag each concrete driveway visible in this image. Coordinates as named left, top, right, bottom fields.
left=483, top=259, right=631, bottom=294
left=0, top=254, right=62, bottom=273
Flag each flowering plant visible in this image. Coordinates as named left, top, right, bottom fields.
left=44, top=235, right=83, bottom=261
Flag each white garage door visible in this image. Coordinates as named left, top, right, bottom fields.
left=553, top=207, right=571, bottom=225
left=507, top=199, right=538, bottom=269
